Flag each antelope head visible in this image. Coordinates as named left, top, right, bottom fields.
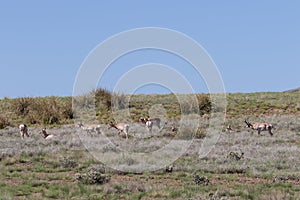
left=244, top=119, right=253, bottom=128
left=108, top=121, right=115, bottom=129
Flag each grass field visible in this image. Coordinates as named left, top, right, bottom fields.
left=0, top=91, right=299, bottom=199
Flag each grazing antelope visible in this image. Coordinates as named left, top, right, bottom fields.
left=78, top=123, right=101, bottom=134
left=244, top=119, right=273, bottom=136
left=108, top=122, right=129, bottom=139
left=140, top=117, right=161, bottom=130
left=19, top=124, right=29, bottom=139
left=40, top=128, right=56, bottom=139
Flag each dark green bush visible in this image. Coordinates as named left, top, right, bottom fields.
left=75, top=167, right=110, bottom=185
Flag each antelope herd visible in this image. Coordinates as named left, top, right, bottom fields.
left=15, top=116, right=274, bottom=140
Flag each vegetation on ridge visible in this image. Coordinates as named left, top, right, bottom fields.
left=0, top=88, right=299, bottom=128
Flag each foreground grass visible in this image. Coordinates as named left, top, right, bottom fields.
left=0, top=115, right=299, bottom=199
left=1, top=158, right=299, bottom=199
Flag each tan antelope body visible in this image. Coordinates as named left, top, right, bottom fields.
left=244, top=119, right=273, bottom=136
left=78, top=123, right=101, bottom=134
left=108, top=122, right=129, bottom=139
left=40, top=128, right=56, bottom=139
left=19, top=124, right=29, bottom=139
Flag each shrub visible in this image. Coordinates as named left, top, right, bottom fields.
left=197, top=94, right=212, bottom=115
left=227, top=151, right=244, bottom=161
left=193, top=174, right=209, bottom=185
left=28, top=97, right=60, bottom=125
left=0, top=115, right=9, bottom=129
left=8, top=96, right=75, bottom=125
left=60, top=99, right=74, bottom=120
left=75, top=167, right=110, bottom=185
left=195, top=128, right=207, bottom=139
left=111, top=92, right=129, bottom=110
left=94, top=88, right=112, bottom=110
left=11, top=97, right=32, bottom=116
left=60, top=157, right=78, bottom=168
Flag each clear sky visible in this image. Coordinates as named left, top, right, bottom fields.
left=0, top=1, right=299, bottom=98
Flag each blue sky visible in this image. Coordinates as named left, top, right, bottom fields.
left=0, top=1, right=299, bottom=97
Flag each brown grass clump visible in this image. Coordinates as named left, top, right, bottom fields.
left=11, top=97, right=32, bottom=116
left=197, top=94, right=212, bottom=115
left=0, top=115, right=10, bottom=129
left=9, top=97, right=74, bottom=126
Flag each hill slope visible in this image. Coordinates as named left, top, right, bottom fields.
left=285, top=87, right=300, bottom=92
left=0, top=91, right=299, bottom=128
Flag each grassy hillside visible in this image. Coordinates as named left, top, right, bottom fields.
left=285, top=87, right=300, bottom=93
left=0, top=90, right=299, bottom=128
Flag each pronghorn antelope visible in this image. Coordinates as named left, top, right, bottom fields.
left=108, top=121, right=129, bottom=139
left=78, top=123, right=101, bottom=134
left=40, top=128, right=56, bottom=139
left=19, top=124, right=29, bottom=139
left=244, top=119, right=273, bottom=136
left=145, top=120, right=153, bottom=132
left=140, top=117, right=161, bottom=130
left=139, top=118, right=153, bottom=132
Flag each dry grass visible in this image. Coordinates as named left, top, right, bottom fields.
left=0, top=91, right=299, bottom=199
left=0, top=112, right=299, bottom=199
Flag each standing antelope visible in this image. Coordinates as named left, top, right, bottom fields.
left=145, top=120, right=153, bottom=132
left=108, top=122, right=129, bottom=139
left=19, top=124, right=29, bottom=139
left=78, top=123, right=101, bottom=135
left=140, top=117, right=161, bottom=130
left=244, top=119, right=273, bottom=136
left=40, top=128, right=56, bottom=139
left=139, top=118, right=153, bottom=132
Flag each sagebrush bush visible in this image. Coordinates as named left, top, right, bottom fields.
left=0, top=115, right=9, bottom=129
left=10, top=96, right=73, bottom=125
left=60, top=157, right=77, bottom=168
left=197, top=94, right=212, bottom=115
left=94, top=88, right=112, bottom=110
left=11, top=97, right=32, bottom=116
left=75, top=167, right=110, bottom=185
left=195, top=128, right=207, bottom=139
